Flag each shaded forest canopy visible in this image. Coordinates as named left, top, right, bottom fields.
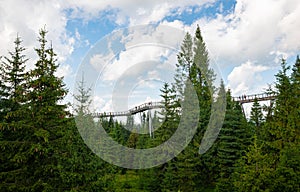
left=0, top=27, right=299, bottom=191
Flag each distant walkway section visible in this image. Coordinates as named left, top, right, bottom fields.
left=233, top=93, right=276, bottom=104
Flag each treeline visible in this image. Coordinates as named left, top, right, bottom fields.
left=0, top=26, right=299, bottom=192
left=0, top=29, right=114, bottom=191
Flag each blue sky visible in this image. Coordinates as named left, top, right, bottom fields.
left=0, top=0, right=299, bottom=114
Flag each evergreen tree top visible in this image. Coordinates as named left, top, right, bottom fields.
left=195, top=25, right=202, bottom=41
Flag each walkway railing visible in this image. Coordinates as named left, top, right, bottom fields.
left=233, top=93, right=276, bottom=104
left=92, top=93, right=277, bottom=118
left=91, top=101, right=163, bottom=118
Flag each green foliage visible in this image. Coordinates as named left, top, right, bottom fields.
left=232, top=57, right=300, bottom=192
left=1, top=26, right=299, bottom=192
left=233, top=135, right=275, bottom=192
left=73, top=73, right=92, bottom=115
left=250, top=98, right=264, bottom=128
left=151, top=83, right=178, bottom=145
left=215, top=90, right=251, bottom=191
left=0, top=35, right=30, bottom=191
left=0, top=29, right=110, bottom=191
left=0, top=35, right=27, bottom=123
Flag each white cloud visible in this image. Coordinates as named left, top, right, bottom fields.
left=81, top=24, right=184, bottom=115
left=92, top=95, right=112, bottom=113
left=56, top=64, right=72, bottom=78
left=270, top=51, right=290, bottom=64
left=3, top=0, right=299, bottom=105
left=227, top=61, right=270, bottom=96
left=63, top=0, right=215, bottom=25
left=193, top=0, right=300, bottom=66
left=2, top=0, right=299, bottom=68
left=90, top=51, right=115, bottom=72
left=0, top=0, right=75, bottom=69
left=101, top=46, right=173, bottom=81
left=88, top=24, right=183, bottom=82
left=0, top=1, right=88, bottom=112
left=147, top=70, right=161, bottom=80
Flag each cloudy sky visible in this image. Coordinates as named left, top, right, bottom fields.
left=0, top=0, right=299, bottom=113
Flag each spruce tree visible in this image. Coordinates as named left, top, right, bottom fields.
left=198, top=80, right=226, bottom=188
left=250, top=98, right=264, bottom=128
left=174, top=32, right=193, bottom=98
left=0, top=28, right=74, bottom=191
left=163, top=25, right=217, bottom=191
left=139, top=83, right=178, bottom=191
left=233, top=135, right=274, bottom=191
left=192, top=26, right=217, bottom=188
left=72, top=74, right=110, bottom=191
left=215, top=90, right=250, bottom=191
left=0, top=35, right=29, bottom=191
left=271, top=59, right=294, bottom=145
left=263, top=59, right=294, bottom=165
left=23, top=28, right=69, bottom=190
left=267, top=58, right=300, bottom=191
left=234, top=58, right=300, bottom=192
left=249, top=98, right=264, bottom=141
left=73, top=73, right=92, bottom=115
left=0, top=35, right=27, bottom=118
left=152, top=82, right=178, bottom=144
left=73, top=73, right=95, bottom=146
left=290, top=55, right=300, bottom=139
left=0, top=61, right=9, bottom=120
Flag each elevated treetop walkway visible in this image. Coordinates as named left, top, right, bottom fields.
left=92, top=93, right=277, bottom=118
left=92, top=101, right=163, bottom=118
left=232, top=93, right=276, bottom=104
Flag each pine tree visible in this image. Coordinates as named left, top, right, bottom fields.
left=250, top=98, right=264, bottom=128
left=72, top=73, right=115, bottom=190
left=163, top=25, right=217, bottom=191
left=0, top=35, right=27, bottom=118
left=249, top=98, right=264, bottom=140
left=24, top=28, right=69, bottom=190
left=161, top=158, right=178, bottom=192
left=0, top=28, right=74, bottom=191
left=73, top=73, right=92, bottom=115
left=152, top=82, right=178, bottom=144
left=73, top=73, right=96, bottom=146
left=272, top=59, right=297, bottom=144
left=266, top=57, right=300, bottom=191
left=138, top=83, right=178, bottom=191
left=0, top=61, right=10, bottom=120
left=0, top=34, right=28, bottom=121
left=233, top=135, right=274, bottom=191
left=0, top=63, right=8, bottom=119
left=0, top=35, right=29, bottom=191
left=263, top=59, right=294, bottom=161
left=215, top=90, right=251, bottom=191
left=234, top=58, right=300, bottom=192
left=125, top=115, right=134, bottom=132
left=192, top=25, right=215, bottom=96
left=174, top=32, right=193, bottom=98
left=290, top=55, right=300, bottom=140
left=192, top=25, right=214, bottom=131
left=197, top=80, right=226, bottom=188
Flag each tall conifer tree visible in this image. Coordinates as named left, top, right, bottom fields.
left=0, top=35, right=29, bottom=191
left=215, top=90, right=250, bottom=191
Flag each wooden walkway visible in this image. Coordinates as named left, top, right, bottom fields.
left=91, top=101, right=163, bottom=118
left=233, top=93, right=276, bottom=104
left=91, top=93, right=277, bottom=118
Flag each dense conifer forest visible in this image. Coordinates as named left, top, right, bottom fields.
left=0, top=26, right=299, bottom=191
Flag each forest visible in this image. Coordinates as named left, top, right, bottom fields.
left=0, top=26, right=299, bottom=192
